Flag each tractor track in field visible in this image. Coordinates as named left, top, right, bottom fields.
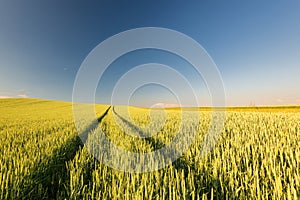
left=21, top=106, right=111, bottom=199
left=111, top=107, right=225, bottom=198
left=112, top=106, right=165, bottom=149
left=79, top=106, right=111, bottom=144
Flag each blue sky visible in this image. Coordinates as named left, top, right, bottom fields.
left=0, top=1, right=299, bottom=106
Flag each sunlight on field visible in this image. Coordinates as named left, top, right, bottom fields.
left=0, top=99, right=299, bottom=199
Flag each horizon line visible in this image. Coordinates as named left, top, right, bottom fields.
left=1, top=97, right=300, bottom=108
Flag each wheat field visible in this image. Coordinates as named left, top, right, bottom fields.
left=0, top=98, right=299, bottom=199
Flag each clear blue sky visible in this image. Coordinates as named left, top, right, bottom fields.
left=0, top=1, right=299, bottom=106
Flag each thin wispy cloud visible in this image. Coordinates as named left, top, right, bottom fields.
left=276, top=98, right=284, bottom=103
left=0, top=96, right=12, bottom=99
left=18, top=94, right=29, bottom=98
left=151, top=103, right=180, bottom=108
left=0, top=91, right=29, bottom=99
